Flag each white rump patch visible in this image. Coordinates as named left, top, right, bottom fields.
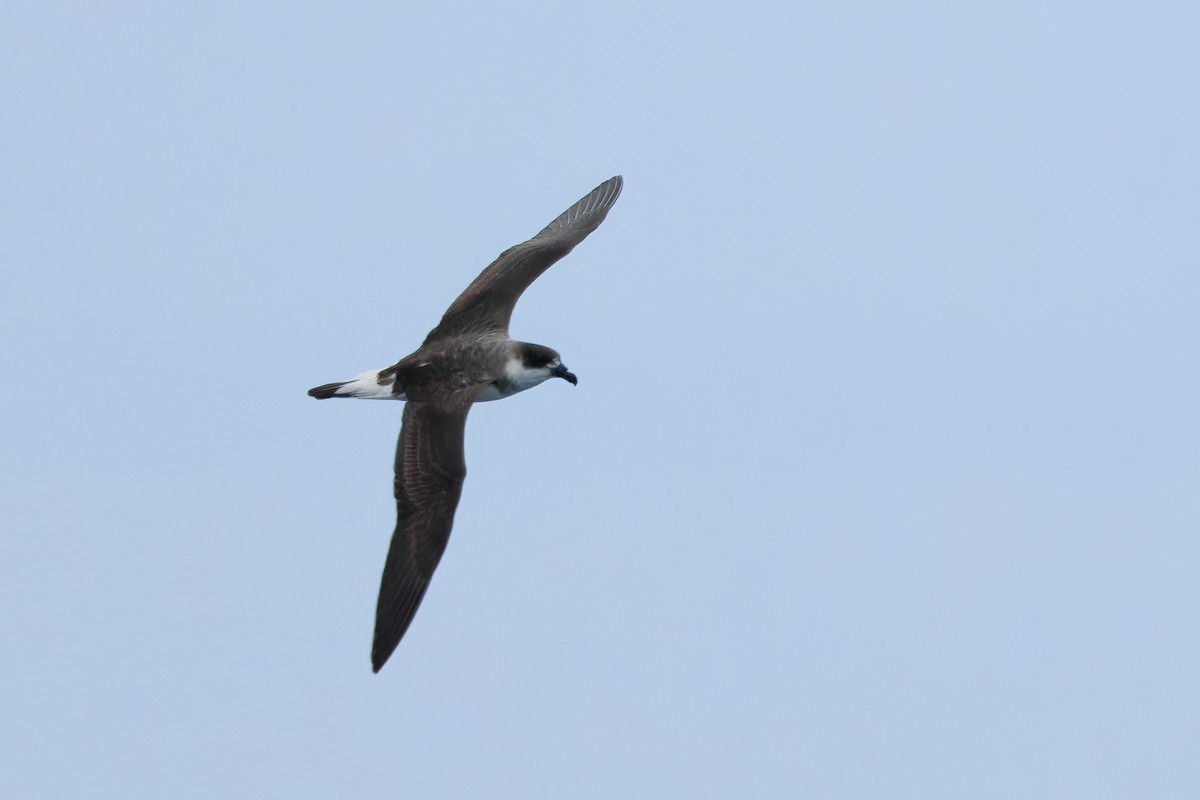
left=335, top=369, right=404, bottom=400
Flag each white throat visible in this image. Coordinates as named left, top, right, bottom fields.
left=475, top=356, right=553, bottom=402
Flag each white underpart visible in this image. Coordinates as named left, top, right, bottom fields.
left=475, top=356, right=554, bottom=402
left=335, top=368, right=404, bottom=400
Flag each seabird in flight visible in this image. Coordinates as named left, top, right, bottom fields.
left=308, top=176, right=623, bottom=672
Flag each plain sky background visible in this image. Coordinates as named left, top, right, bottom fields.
left=3, top=2, right=1199, bottom=797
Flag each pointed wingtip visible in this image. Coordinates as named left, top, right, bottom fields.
left=590, top=174, right=623, bottom=212
left=595, top=174, right=623, bottom=206
left=566, top=174, right=624, bottom=218
left=372, top=633, right=401, bottom=673
left=533, top=175, right=625, bottom=241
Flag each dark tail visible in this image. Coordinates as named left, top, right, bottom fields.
left=308, top=382, right=348, bottom=399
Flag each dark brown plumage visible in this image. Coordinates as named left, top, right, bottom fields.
left=308, top=176, right=623, bottom=672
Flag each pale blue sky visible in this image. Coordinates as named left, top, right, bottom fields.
left=3, top=2, right=1199, bottom=797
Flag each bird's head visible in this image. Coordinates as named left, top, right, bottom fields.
left=520, top=343, right=577, bottom=386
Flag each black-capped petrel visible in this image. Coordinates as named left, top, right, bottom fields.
left=309, top=176, right=623, bottom=672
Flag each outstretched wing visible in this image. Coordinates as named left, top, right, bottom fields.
left=424, top=175, right=623, bottom=341
left=371, top=388, right=479, bottom=672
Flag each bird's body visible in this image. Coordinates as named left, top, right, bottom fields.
left=308, top=176, right=623, bottom=672
left=309, top=333, right=561, bottom=404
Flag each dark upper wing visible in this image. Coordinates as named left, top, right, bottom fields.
left=371, top=389, right=479, bottom=672
left=423, top=175, right=623, bottom=342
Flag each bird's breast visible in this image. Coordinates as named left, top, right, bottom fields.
left=474, top=357, right=553, bottom=402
